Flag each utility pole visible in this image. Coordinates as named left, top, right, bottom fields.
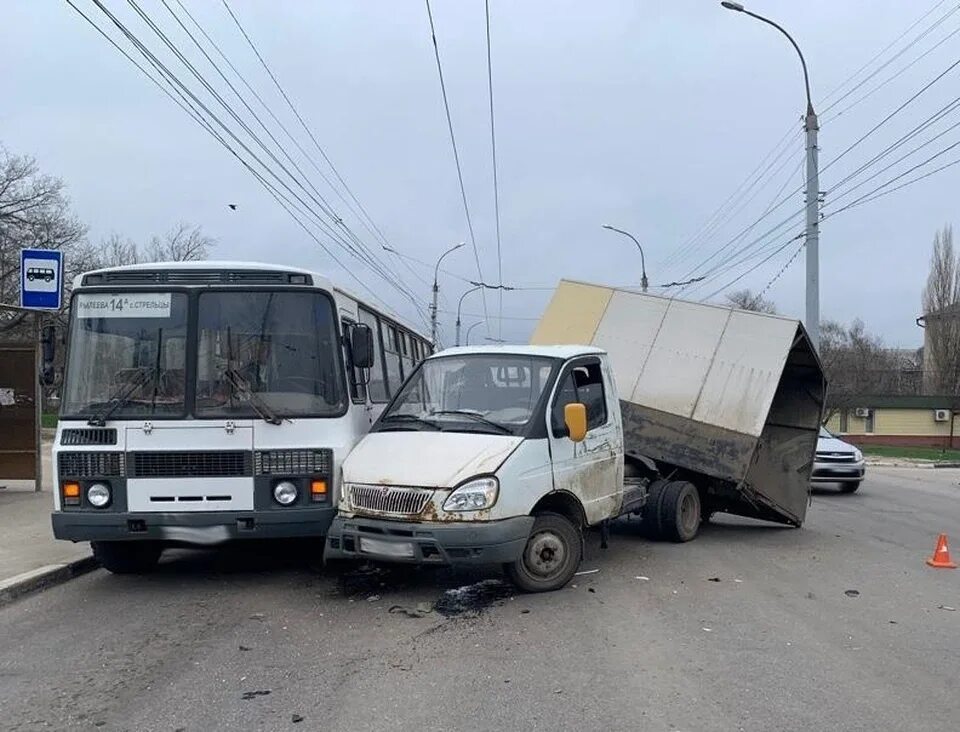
left=602, top=225, right=648, bottom=292
left=456, top=285, right=483, bottom=347
left=430, top=242, right=464, bottom=347
left=721, top=1, right=819, bottom=350
left=465, top=321, right=483, bottom=345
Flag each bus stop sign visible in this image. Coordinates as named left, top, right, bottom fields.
left=20, top=248, right=63, bottom=310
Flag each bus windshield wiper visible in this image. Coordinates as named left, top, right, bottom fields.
left=430, top=410, right=513, bottom=434
left=87, top=368, right=154, bottom=426
left=224, top=367, right=282, bottom=425
left=379, top=413, right=442, bottom=430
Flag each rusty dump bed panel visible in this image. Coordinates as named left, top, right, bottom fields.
left=530, top=280, right=826, bottom=526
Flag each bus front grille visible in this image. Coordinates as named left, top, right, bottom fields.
left=129, top=451, right=253, bottom=478
left=349, top=485, right=433, bottom=517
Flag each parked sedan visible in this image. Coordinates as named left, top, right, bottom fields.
left=812, top=427, right=865, bottom=493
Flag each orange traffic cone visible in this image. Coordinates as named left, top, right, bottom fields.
left=926, top=534, right=958, bottom=569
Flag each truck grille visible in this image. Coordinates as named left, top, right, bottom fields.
left=58, top=452, right=125, bottom=478
left=815, top=452, right=856, bottom=464
left=349, top=485, right=433, bottom=516
left=254, top=448, right=331, bottom=476
left=129, top=451, right=252, bottom=478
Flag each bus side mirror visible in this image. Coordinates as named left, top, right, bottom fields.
left=351, top=324, right=375, bottom=369
left=40, top=325, right=57, bottom=386
left=564, top=403, right=587, bottom=443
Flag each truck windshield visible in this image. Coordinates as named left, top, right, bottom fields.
left=195, top=291, right=345, bottom=418
left=62, top=292, right=188, bottom=418
left=379, top=353, right=556, bottom=435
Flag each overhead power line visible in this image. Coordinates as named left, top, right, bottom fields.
left=485, top=0, right=504, bottom=339
left=424, top=0, right=490, bottom=332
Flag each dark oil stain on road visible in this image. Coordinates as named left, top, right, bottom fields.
left=433, top=579, right=514, bottom=617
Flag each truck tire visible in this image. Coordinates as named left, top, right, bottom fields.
left=640, top=479, right=670, bottom=539
left=92, top=541, right=163, bottom=574
left=840, top=481, right=862, bottom=494
left=658, top=481, right=701, bottom=543
left=505, top=512, right=582, bottom=593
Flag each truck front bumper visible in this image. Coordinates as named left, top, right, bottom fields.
left=325, top=514, right=535, bottom=566
left=52, top=507, right=337, bottom=544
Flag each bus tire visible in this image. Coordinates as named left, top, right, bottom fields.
left=659, top=481, right=701, bottom=543
left=505, top=512, right=581, bottom=593
left=92, top=541, right=163, bottom=574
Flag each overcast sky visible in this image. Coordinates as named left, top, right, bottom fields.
left=5, top=1, right=958, bottom=346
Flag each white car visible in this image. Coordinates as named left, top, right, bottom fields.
left=812, top=427, right=865, bottom=493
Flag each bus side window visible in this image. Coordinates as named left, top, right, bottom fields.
left=341, top=318, right=365, bottom=404
left=359, top=307, right=389, bottom=403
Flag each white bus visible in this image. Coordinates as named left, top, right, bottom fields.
left=50, top=261, right=431, bottom=573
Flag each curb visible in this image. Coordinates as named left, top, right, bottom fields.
left=0, top=556, right=98, bottom=608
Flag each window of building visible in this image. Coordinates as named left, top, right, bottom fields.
left=864, top=409, right=875, bottom=433
left=839, top=409, right=848, bottom=433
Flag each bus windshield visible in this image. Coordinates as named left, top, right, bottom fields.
left=62, top=291, right=189, bottom=418
left=195, top=290, right=345, bottom=418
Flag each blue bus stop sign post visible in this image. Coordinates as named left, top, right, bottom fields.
left=20, top=248, right=63, bottom=311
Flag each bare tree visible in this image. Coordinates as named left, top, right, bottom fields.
left=820, top=318, right=913, bottom=420
left=96, top=232, right=141, bottom=268
left=725, top=288, right=777, bottom=314
left=921, top=225, right=960, bottom=394
left=147, top=222, right=214, bottom=262
left=0, top=148, right=87, bottom=337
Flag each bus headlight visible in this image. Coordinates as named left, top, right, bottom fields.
left=443, top=477, right=499, bottom=512
left=87, top=483, right=111, bottom=508
left=273, top=480, right=299, bottom=506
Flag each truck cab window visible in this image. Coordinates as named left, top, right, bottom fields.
left=551, top=362, right=608, bottom=434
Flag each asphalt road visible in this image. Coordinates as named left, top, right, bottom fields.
left=1, top=467, right=958, bottom=732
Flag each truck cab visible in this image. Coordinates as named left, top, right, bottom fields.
left=326, top=345, right=688, bottom=592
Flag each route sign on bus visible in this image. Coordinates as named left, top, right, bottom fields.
left=20, top=248, right=63, bottom=310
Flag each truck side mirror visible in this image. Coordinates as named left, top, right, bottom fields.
left=564, top=403, right=587, bottom=442
left=40, top=325, right=57, bottom=386
left=351, top=324, right=375, bottom=369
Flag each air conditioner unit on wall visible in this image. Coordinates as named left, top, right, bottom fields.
left=934, top=409, right=951, bottom=422
left=854, top=407, right=871, bottom=418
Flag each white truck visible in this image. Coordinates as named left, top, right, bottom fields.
left=325, top=281, right=825, bottom=592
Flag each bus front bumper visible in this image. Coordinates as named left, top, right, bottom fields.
left=325, top=514, right=535, bottom=565
left=51, top=507, right=337, bottom=544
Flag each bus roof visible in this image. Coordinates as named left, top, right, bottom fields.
left=432, top=345, right=605, bottom=360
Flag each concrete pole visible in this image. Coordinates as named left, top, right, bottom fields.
left=431, top=242, right=465, bottom=347
left=456, top=285, right=483, bottom=346
left=804, top=110, right=820, bottom=351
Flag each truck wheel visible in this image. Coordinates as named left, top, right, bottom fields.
left=640, top=479, right=670, bottom=539
left=658, top=481, right=701, bottom=542
left=840, top=481, right=862, bottom=494
left=506, top=512, right=582, bottom=593
left=92, top=541, right=163, bottom=574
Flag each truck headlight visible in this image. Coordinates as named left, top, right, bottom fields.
left=87, top=482, right=111, bottom=508
left=442, top=477, right=499, bottom=512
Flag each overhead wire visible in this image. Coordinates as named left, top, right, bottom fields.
left=484, top=0, right=504, bottom=340
left=424, top=0, right=490, bottom=334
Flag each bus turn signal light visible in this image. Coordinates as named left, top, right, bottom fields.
left=310, top=480, right=327, bottom=501
left=62, top=482, right=81, bottom=506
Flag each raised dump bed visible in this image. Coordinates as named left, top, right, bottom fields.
left=530, top=279, right=826, bottom=526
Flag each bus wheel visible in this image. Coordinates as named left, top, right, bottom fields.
left=506, top=512, right=581, bottom=593
left=92, top=541, right=163, bottom=574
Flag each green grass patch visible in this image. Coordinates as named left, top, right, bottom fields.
left=862, top=445, right=960, bottom=462
left=41, top=413, right=58, bottom=429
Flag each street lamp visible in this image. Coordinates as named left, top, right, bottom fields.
left=465, top=321, right=483, bottom=345
left=720, top=1, right=820, bottom=350
left=455, top=285, right=483, bottom=346
left=429, top=242, right=465, bottom=346
left=602, top=225, right=648, bottom=292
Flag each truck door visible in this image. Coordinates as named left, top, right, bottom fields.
left=547, top=357, right=623, bottom=525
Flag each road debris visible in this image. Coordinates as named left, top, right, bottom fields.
left=587, top=588, right=596, bottom=594
left=238, top=645, right=252, bottom=652
left=388, top=602, right=434, bottom=619
left=241, top=690, right=271, bottom=700
left=574, top=569, right=600, bottom=576
left=844, top=590, right=860, bottom=597
left=433, top=579, right=513, bottom=617
left=734, top=579, right=743, bottom=583
left=292, top=714, right=304, bottom=723
left=708, top=577, right=721, bottom=582
left=938, top=604, right=956, bottom=611
left=635, top=576, right=650, bottom=581
left=367, top=594, right=381, bottom=603
left=249, top=613, right=265, bottom=621
left=702, top=627, right=713, bottom=632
